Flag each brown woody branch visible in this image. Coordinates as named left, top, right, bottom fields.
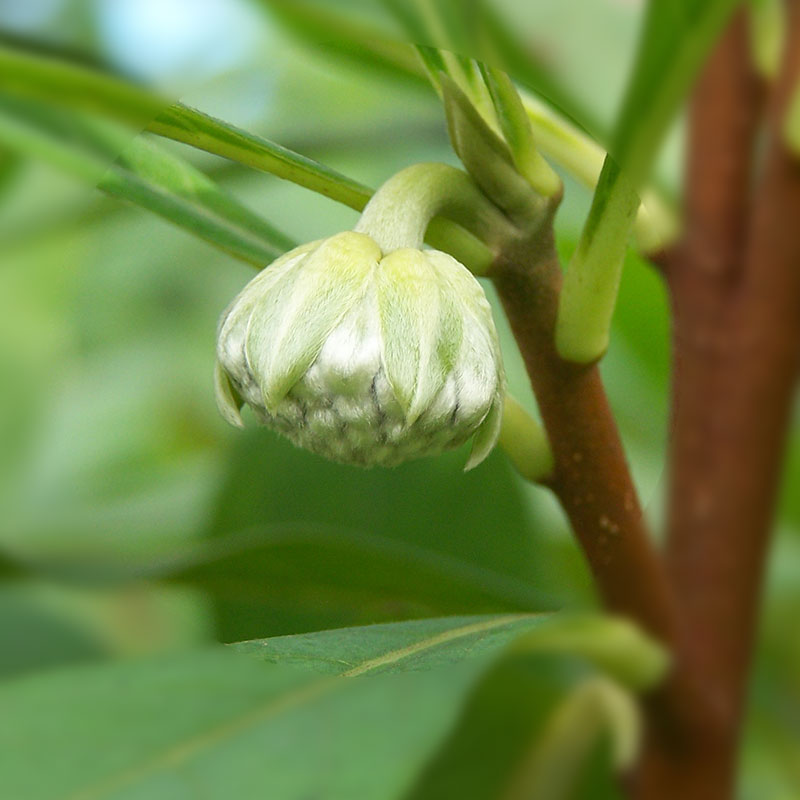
left=638, top=7, right=800, bottom=798
left=489, top=223, right=678, bottom=648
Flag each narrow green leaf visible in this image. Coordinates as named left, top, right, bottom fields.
left=556, top=157, right=640, bottom=362
left=0, top=43, right=494, bottom=270
left=557, top=0, right=738, bottom=363
left=0, top=95, right=292, bottom=266
left=0, top=43, right=372, bottom=211
left=149, top=104, right=373, bottom=211
left=115, top=134, right=295, bottom=255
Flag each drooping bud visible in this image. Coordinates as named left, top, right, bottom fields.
left=215, top=230, right=505, bottom=468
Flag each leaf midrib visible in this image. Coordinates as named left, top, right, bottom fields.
left=66, top=614, right=534, bottom=800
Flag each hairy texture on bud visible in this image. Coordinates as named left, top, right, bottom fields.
left=215, top=231, right=505, bottom=468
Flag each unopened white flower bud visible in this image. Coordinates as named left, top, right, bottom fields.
left=215, top=230, right=505, bottom=468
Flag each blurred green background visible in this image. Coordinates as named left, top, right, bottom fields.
left=0, top=0, right=797, bottom=796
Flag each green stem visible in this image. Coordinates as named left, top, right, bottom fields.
left=354, top=162, right=511, bottom=265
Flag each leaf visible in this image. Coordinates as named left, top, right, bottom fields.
left=0, top=94, right=293, bottom=266
left=0, top=547, right=27, bottom=580
left=555, top=158, right=640, bottom=362
left=0, top=43, right=372, bottom=211
left=256, top=0, right=426, bottom=83
left=0, top=144, right=20, bottom=196
left=149, top=103, right=373, bottom=211
left=182, top=429, right=586, bottom=641
left=0, top=584, right=107, bottom=679
left=234, top=613, right=666, bottom=687
left=0, top=615, right=551, bottom=800
left=232, top=614, right=551, bottom=672
left=164, top=524, right=549, bottom=643
left=0, top=43, right=496, bottom=270
left=0, top=613, right=659, bottom=800
left=610, top=0, right=740, bottom=176
left=557, top=0, right=738, bottom=363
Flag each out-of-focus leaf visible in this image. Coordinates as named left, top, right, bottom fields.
left=473, top=2, right=607, bottom=142
left=0, top=95, right=293, bottom=265
left=0, top=43, right=490, bottom=269
left=749, top=0, right=784, bottom=80
left=784, top=77, right=800, bottom=158
left=191, top=429, right=587, bottom=641
left=0, top=615, right=551, bottom=800
left=0, top=42, right=169, bottom=126
left=0, top=43, right=372, bottom=208
left=611, top=0, right=739, bottom=176
left=0, top=145, right=20, bottom=195
left=0, top=584, right=108, bottom=678
left=0, top=546, right=26, bottom=580
left=165, top=526, right=549, bottom=642
left=404, top=653, right=623, bottom=800
left=256, top=0, right=426, bottom=82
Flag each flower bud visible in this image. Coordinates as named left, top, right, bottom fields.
left=215, top=231, right=505, bottom=468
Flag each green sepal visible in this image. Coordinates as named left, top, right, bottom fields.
left=214, top=361, right=244, bottom=429
left=464, top=395, right=503, bottom=471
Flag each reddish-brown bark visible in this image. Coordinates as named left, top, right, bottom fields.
left=635, top=8, right=800, bottom=798
left=491, top=235, right=679, bottom=649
